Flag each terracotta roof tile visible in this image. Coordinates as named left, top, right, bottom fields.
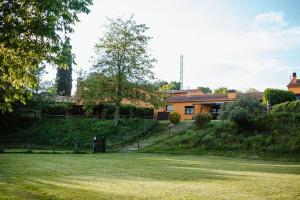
left=167, top=92, right=263, bottom=103
left=287, top=79, right=300, bottom=87
left=167, top=89, right=202, bottom=94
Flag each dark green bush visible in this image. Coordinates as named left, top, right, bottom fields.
left=220, top=95, right=264, bottom=130
left=42, top=102, right=74, bottom=115
left=271, top=100, right=300, bottom=113
left=83, top=104, right=154, bottom=118
left=169, top=112, right=181, bottom=124
left=194, top=113, right=212, bottom=128
left=263, top=88, right=295, bottom=106
left=252, top=112, right=300, bottom=132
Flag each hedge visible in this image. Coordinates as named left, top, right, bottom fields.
left=271, top=100, right=300, bottom=113
left=263, top=88, right=295, bottom=106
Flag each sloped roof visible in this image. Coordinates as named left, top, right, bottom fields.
left=167, top=92, right=263, bottom=103
left=167, top=89, right=202, bottom=94
left=287, top=79, right=300, bottom=87
left=243, top=92, right=264, bottom=99
left=168, top=94, right=228, bottom=103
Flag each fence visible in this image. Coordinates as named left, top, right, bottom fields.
left=24, top=113, right=157, bottom=120
left=0, top=121, right=158, bottom=154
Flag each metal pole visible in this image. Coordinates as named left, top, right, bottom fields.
left=74, top=142, right=78, bottom=153
left=53, top=142, right=56, bottom=153
left=180, top=55, right=183, bottom=90
left=27, top=141, right=31, bottom=153
left=0, top=141, right=4, bottom=153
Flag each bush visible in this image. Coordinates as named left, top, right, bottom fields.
left=169, top=112, right=181, bottom=124
left=83, top=104, right=154, bottom=118
left=271, top=100, right=300, bottom=113
left=42, top=102, right=74, bottom=115
left=220, top=95, right=264, bottom=130
left=263, top=88, right=295, bottom=106
left=252, top=112, right=300, bottom=132
left=194, top=113, right=212, bottom=128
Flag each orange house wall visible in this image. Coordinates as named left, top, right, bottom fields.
left=288, top=87, right=300, bottom=94
left=165, top=102, right=214, bottom=120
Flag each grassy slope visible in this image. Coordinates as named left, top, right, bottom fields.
left=140, top=120, right=300, bottom=160
left=0, top=153, right=299, bottom=200
left=3, top=118, right=156, bottom=151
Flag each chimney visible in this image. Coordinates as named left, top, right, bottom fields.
left=292, top=72, right=297, bottom=83
left=228, top=89, right=237, bottom=99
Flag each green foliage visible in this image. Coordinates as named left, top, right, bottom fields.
left=220, top=95, right=264, bottom=130
left=263, top=88, right=296, bottom=106
left=194, top=113, right=212, bottom=128
left=197, top=87, right=212, bottom=94
left=144, top=115, right=300, bottom=157
left=214, top=87, right=229, bottom=94
left=0, top=0, right=92, bottom=112
left=56, top=39, right=73, bottom=96
left=245, top=88, right=259, bottom=93
left=159, top=81, right=181, bottom=92
left=85, top=16, right=161, bottom=126
left=169, top=112, right=181, bottom=124
left=5, top=118, right=155, bottom=148
left=83, top=103, right=154, bottom=118
left=42, top=102, right=75, bottom=115
left=271, top=100, right=300, bottom=113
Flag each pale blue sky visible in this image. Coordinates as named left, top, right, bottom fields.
left=44, top=0, right=300, bottom=92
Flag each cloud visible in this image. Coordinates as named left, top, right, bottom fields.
left=253, top=11, right=287, bottom=26
left=246, top=12, right=300, bottom=51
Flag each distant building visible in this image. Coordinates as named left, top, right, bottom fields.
left=287, top=72, right=300, bottom=99
left=156, top=89, right=263, bottom=120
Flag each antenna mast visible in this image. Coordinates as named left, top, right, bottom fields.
left=180, top=55, right=183, bottom=90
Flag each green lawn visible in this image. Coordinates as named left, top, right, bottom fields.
left=0, top=153, right=300, bottom=200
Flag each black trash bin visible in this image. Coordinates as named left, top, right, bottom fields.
left=93, top=136, right=106, bottom=153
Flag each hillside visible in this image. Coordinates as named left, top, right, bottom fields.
left=2, top=117, right=156, bottom=151
left=138, top=120, right=300, bottom=160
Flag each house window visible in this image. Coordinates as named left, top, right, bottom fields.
left=185, top=106, right=194, bottom=115
left=166, top=105, right=173, bottom=112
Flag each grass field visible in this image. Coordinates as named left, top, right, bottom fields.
left=0, top=153, right=300, bottom=200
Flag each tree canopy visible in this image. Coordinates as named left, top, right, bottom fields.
left=0, top=0, right=92, bottom=112
left=83, top=17, right=163, bottom=126
left=197, top=87, right=212, bottom=94
left=214, top=87, right=229, bottom=94
left=56, top=39, right=73, bottom=96
left=159, top=81, right=181, bottom=92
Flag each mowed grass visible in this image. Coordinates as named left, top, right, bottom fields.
left=0, top=153, right=300, bottom=200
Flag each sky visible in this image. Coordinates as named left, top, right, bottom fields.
left=44, top=0, right=300, bottom=92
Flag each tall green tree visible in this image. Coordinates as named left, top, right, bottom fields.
left=87, top=17, right=160, bottom=126
left=56, top=39, right=73, bottom=96
left=0, top=0, right=92, bottom=112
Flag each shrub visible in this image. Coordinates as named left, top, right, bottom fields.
left=194, top=113, right=212, bottom=128
left=169, top=112, right=181, bottom=124
left=82, top=104, right=154, bottom=118
left=271, top=100, right=300, bottom=113
left=220, top=95, right=264, bottom=130
left=252, top=112, right=300, bottom=132
left=263, top=88, right=295, bottom=106
left=42, top=102, right=74, bottom=115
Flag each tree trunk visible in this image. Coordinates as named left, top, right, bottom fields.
left=114, top=78, right=122, bottom=127
left=114, top=102, right=120, bottom=127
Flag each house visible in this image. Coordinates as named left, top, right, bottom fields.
left=156, top=89, right=263, bottom=120
left=287, top=72, right=300, bottom=99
